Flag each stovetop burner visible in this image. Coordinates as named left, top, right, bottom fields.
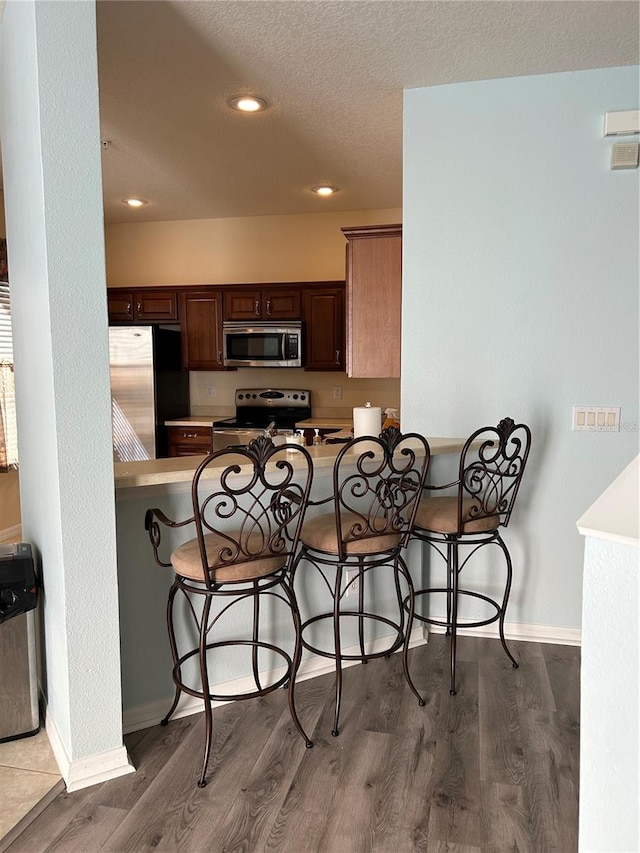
left=212, top=388, right=311, bottom=431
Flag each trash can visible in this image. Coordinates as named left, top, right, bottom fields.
left=0, top=543, right=39, bottom=742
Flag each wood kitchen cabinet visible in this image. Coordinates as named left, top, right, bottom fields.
left=303, top=284, right=345, bottom=371
left=342, top=224, right=402, bottom=378
left=179, top=290, right=227, bottom=371
left=223, top=287, right=301, bottom=322
left=107, top=288, right=179, bottom=324
left=167, top=425, right=213, bottom=457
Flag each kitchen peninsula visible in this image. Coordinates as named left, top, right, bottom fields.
left=114, top=436, right=465, bottom=491
left=113, top=435, right=467, bottom=734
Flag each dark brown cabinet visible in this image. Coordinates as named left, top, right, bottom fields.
left=179, top=290, right=226, bottom=371
left=107, top=281, right=346, bottom=373
left=107, top=288, right=178, bottom=323
left=223, top=287, right=301, bottom=322
left=303, top=285, right=345, bottom=371
left=167, top=425, right=213, bottom=457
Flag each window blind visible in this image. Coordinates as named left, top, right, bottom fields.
left=0, top=282, right=12, bottom=361
left=0, top=281, right=18, bottom=468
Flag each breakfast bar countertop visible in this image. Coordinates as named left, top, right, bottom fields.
left=114, top=437, right=469, bottom=491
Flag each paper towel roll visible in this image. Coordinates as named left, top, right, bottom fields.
left=353, top=405, right=382, bottom=438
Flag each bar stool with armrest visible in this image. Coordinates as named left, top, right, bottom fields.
left=409, top=417, right=532, bottom=696
left=145, top=435, right=314, bottom=788
left=291, top=427, right=431, bottom=736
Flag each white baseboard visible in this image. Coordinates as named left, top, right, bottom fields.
left=0, top=524, right=21, bottom=544
left=425, top=616, right=581, bottom=646
left=123, top=625, right=428, bottom=734
left=45, top=706, right=135, bottom=792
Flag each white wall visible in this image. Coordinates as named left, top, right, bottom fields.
left=403, top=66, right=639, bottom=631
left=580, top=537, right=638, bottom=852
left=577, top=454, right=639, bottom=853
left=0, top=0, right=132, bottom=788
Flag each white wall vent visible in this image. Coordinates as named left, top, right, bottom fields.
left=611, top=142, right=639, bottom=170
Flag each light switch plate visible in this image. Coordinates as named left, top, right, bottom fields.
left=572, top=406, right=620, bottom=432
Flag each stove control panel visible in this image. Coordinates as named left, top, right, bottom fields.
left=235, top=388, right=310, bottom=407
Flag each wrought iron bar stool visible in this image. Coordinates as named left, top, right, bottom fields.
left=409, top=417, right=532, bottom=695
left=291, top=427, right=431, bottom=736
left=145, top=435, right=314, bottom=787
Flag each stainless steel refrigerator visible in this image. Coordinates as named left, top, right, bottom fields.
left=109, top=325, right=189, bottom=461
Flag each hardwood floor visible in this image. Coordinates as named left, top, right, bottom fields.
left=3, top=636, right=580, bottom=852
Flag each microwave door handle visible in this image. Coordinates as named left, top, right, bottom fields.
left=281, top=333, right=286, bottom=360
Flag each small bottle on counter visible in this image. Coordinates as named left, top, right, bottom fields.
left=383, top=408, right=401, bottom=430
left=313, top=428, right=322, bottom=446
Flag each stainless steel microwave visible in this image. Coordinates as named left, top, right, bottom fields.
left=222, top=321, right=303, bottom=368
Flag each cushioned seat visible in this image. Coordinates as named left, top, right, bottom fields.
left=300, top=512, right=402, bottom=555
left=291, top=427, right=430, bottom=737
left=414, top=496, right=500, bottom=535
left=145, top=435, right=314, bottom=788
left=410, top=418, right=531, bottom=696
left=171, top=532, right=286, bottom=582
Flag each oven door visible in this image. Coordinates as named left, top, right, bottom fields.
left=222, top=323, right=302, bottom=368
left=211, top=428, right=265, bottom=452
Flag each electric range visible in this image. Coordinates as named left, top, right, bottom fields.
left=211, top=388, right=311, bottom=450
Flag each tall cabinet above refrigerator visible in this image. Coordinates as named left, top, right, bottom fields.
left=109, top=325, right=189, bottom=461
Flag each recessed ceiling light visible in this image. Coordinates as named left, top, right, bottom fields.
left=121, top=198, right=148, bottom=208
left=229, top=95, right=268, bottom=113
left=311, top=185, right=339, bottom=196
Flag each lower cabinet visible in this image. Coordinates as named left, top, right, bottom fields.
left=167, top=426, right=213, bottom=457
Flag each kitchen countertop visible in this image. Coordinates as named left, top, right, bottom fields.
left=295, top=418, right=352, bottom=430
left=165, top=417, right=354, bottom=430
left=165, top=416, right=216, bottom=427
left=114, top=437, right=468, bottom=491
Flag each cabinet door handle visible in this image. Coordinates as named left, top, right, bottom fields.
left=137, top=302, right=143, bottom=314
left=217, top=350, right=223, bottom=364
left=184, top=432, right=198, bottom=438
left=254, top=298, right=260, bottom=316
left=335, top=350, right=340, bottom=364
left=266, top=299, right=272, bottom=316
left=126, top=302, right=132, bottom=315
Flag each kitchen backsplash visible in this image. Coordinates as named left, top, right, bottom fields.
left=189, top=369, right=400, bottom=420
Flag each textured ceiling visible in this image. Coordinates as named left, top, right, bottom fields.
left=96, top=0, right=639, bottom=224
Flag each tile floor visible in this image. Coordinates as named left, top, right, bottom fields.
left=0, top=730, right=62, bottom=842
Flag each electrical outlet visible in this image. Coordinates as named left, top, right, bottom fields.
left=332, top=385, right=342, bottom=400
left=206, top=386, right=214, bottom=398
left=572, top=405, right=620, bottom=432
left=345, top=569, right=359, bottom=597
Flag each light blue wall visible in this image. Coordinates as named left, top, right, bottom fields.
left=0, top=0, right=126, bottom=778
left=403, top=67, right=639, bottom=630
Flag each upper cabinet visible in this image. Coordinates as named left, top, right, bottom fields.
left=303, top=285, right=345, bottom=371
left=223, top=286, right=301, bottom=322
left=108, top=281, right=346, bottom=373
left=342, top=224, right=402, bottom=379
left=107, top=288, right=178, bottom=324
left=179, top=290, right=226, bottom=371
